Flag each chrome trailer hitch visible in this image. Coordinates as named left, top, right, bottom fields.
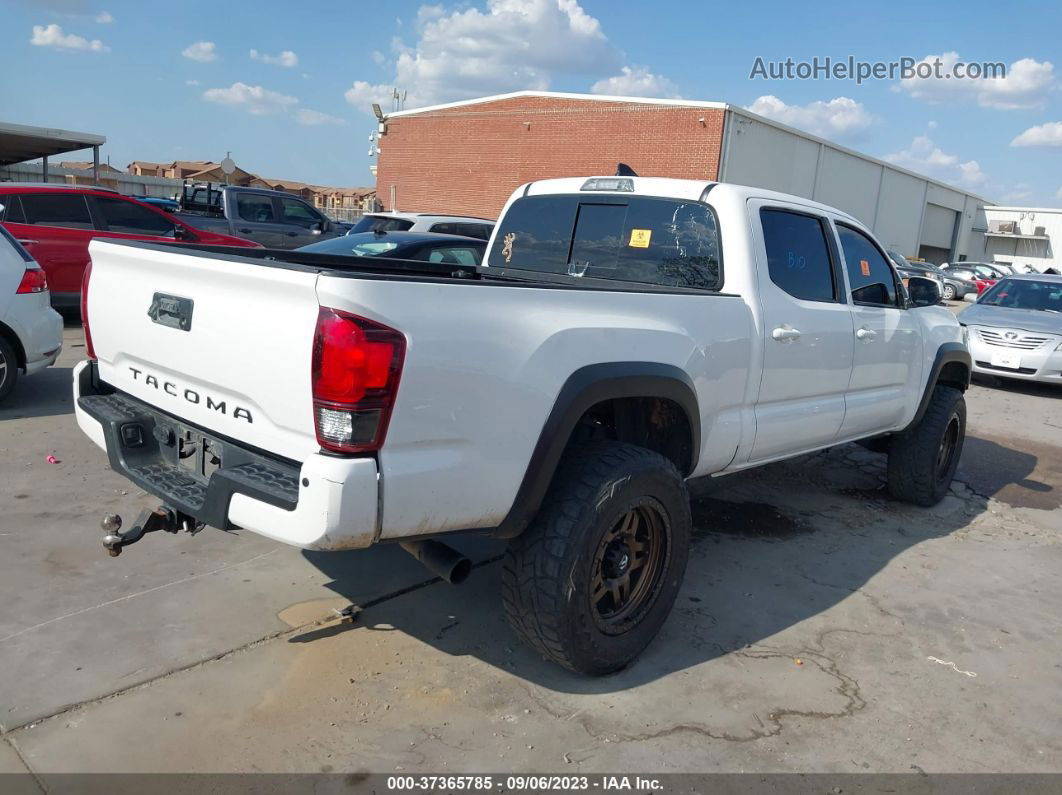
left=101, top=507, right=202, bottom=557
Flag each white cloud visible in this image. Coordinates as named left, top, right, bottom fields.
left=747, top=95, right=876, bottom=140
left=295, top=108, right=345, bottom=126
left=30, top=23, right=108, bottom=52
left=250, top=48, right=298, bottom=68
left=346, top=0, right=622, bottom=113
left=95, top=10, right=114, bottom=23
left=202, top=82, right=298, bottom=115
left=896, top=53, right=1054, bottom=110
left=1000, top=184, right=1032, bottom=203
left=371, top=50, right=387, bottom=66
left=344, top=80, right=402, bottom=111
left=884, top=135, right=987, bottom=188
left=185, top=79, right=199, bottom=86
left=591, top=66, right=680, bottom=98
left=1056, top=186, right=1062, bottom=199
left=1011, top=121, right=1062, bottom=147
left=182, top=41, right=217, bottom=62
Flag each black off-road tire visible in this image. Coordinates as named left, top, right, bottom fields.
left=0, top=336, right=19, bottom=404
left=887, top=385, right=966, bottom=506
left=502, top=441, right=691, bottom=675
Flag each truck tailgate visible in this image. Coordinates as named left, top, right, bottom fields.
left=86, top=240, right=320, bottom=461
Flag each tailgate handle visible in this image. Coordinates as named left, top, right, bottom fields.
left=148, top=293, right=194, bottom=331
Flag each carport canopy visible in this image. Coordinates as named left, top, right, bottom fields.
left=0, top=121, right=106, bottom=180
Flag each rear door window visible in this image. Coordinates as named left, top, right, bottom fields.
left=236, top=194, right=276, bottom=223
left=837, top=224, right=899, bottom=306
left=19, top=193, right=94, bottom=230
left=456, top=223, right=492, bottom=240
left=488, top=195, right=721, bottom=289
left=93, top=196, right=176, bottom=235
left=424, top=246, right=483, bottom=266
left=760, top=208, right=837, bottom=302
left=428, top=222, right=459, bottom=235
left=1, top=195, right=27, bottom=224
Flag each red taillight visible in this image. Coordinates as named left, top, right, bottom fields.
left=15, top=268, right=47, bottom=294
left=311, top=307, right=405, bottom=454
left=81, top=262, right=96, bottom=360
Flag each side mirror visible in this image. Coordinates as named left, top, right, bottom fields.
left=173, top=225, right=189, bottom=240
left=310, top=222, right=324, bottom=235
left=907, top=276, right=941, bottom=307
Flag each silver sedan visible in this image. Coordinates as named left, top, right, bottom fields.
left=962, top=274, right=1062, bottom=385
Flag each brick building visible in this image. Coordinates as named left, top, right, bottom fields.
left=374, top=91, right=989, bottom=263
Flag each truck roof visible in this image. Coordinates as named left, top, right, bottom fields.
left=523, top=177, right=863, bottom=226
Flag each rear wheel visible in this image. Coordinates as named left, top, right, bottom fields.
left=941, top=283, right=956, bottom=301
left=0, top=336, right=18, bottom=404
left=502, top=442, right=691, bottom=675
left=887, top=385, right=966, bottom=506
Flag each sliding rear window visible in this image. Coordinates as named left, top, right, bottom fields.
left=489, top=195, right=722, bottom=290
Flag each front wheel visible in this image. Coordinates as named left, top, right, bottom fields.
left=502, top=442, right=691, bottom=675
left=887, top=385, right=966, bottom=506
left=942, top=283, right=956, bottom=301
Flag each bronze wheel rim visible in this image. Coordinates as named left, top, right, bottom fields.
left=936, top=413, right=961, bottom=482
left=590, top=498, right=669, bottom=634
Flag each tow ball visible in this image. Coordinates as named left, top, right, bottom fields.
left=101, top=507, right=199, bottom=557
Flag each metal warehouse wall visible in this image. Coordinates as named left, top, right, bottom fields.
left=720, top=109, right=985, bottom=263
left=375, top=95, right=727, bottom=219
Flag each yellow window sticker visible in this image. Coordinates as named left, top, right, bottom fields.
left=629, top=229, right=652, bottom=248
left=860, top=259, right=871, bottom=277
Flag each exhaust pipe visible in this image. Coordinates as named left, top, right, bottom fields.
left=400, top=539, right=471, bottom=584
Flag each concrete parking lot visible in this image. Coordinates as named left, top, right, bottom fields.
left=0, top=313, right=1059, bottom=779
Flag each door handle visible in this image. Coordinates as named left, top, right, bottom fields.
left=238, top=228, right=253, bottom=234
left=856, top=327, right=877, bottom=341
left=771, top=326, right=801, bottom=342
left=286, top=231, right=299, bottom=237
left=16, top=239, right=38, bottom=246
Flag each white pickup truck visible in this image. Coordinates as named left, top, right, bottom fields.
left=74, top=176, right=970, bottom=674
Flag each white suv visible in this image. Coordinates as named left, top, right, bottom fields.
left=0, top=223, right=63, bottom=402
left=346, top=212, right=494, bottom=240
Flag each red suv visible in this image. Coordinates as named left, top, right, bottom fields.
left=0, top=185, right=260, bottom=308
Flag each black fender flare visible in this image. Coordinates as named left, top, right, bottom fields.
left=492, top=362, right=700, bottom=539
left=904, top=342, right=971, bottom=432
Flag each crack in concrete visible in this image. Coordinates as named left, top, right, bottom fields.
left=1, top=556, right=504, bottom=738
left=3, top=736, right=45, bottom=793
left=518, top=644, right=866, bottom=746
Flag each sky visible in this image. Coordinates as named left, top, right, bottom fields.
left=2, top=0, right=1060, bottom=204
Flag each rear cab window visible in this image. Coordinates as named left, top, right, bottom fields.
left=488, top=195, right=721, bottom=290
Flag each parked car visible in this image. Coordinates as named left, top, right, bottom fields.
left=174, top=183, right=346, bottom=249
left=0, top=185, right=260, bottom=308
left=298, top=230, right=486, bottom=265
left=962, top=274, right=1062, bottom=385
left=347, top=212, right=495, bottom=241
left=136, top=196, right=179, bottom=213
left=941, top=262, right=1005, bottom=297
left=74, top=176, right=969, bottom=675
left=0, top=221, right=63, bottom=403
left=887, top=251, right=945, bottom=299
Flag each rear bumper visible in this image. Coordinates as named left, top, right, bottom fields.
left=73, top=360, right=379, bottom=550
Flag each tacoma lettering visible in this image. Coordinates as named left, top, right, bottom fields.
left=128, top=367, right=253, bottom=423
